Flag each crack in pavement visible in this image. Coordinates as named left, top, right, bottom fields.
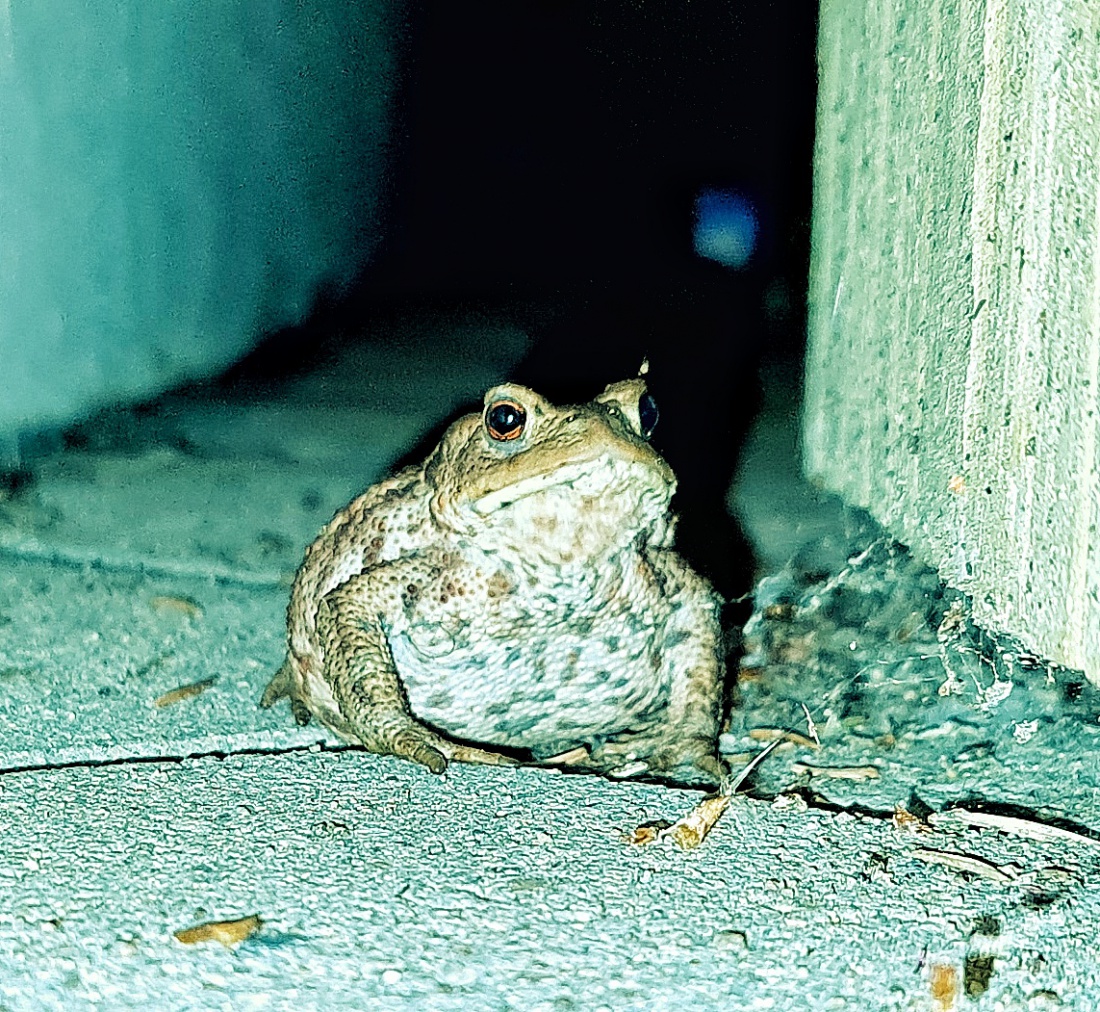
left=0, top=741, right=358, bottom=778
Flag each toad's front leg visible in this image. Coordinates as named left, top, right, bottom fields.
left=316, top=576, right=515, bottom=773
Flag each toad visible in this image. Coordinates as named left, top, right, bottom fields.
left=262, top=372, right=725, bottom=783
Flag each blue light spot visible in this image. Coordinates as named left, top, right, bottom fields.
left=692, top=188, right=758, bottom=269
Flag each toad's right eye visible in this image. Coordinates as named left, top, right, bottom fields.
left=485, top=399, right=527, bottom=442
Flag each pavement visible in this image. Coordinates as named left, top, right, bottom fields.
left=1, top=308, right=1097, bottom=1011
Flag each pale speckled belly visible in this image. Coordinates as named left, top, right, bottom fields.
left=389, top=611, right=673, bottom=756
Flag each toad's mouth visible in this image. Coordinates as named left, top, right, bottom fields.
left=471, top=456, right=667, bottom=516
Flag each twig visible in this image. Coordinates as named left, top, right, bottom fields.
left=911, top=847, right=1019, bottom=884
left=800, top=702, right=821, bottom=747
left=789, top=762, right=879, bottom=781
left=930, top=808, right=1100, bottom=847
left=748, top=728, right=820, bottom=750
left=668, top=739, right=784, bottom=850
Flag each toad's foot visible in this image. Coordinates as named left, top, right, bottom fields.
left=336, top=699, right=521, bottom=774
left=441, top=741, right=520, bottom=767
left=262, top=659, right=516, bottom=774
left=590, top=733, right=726, bottom=785
left=350, top=717, right=520, bottom=774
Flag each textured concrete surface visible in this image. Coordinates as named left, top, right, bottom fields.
left=3, top=751, right=1097, bottom=1011
left=2, top=314, right=1099, bottom=1009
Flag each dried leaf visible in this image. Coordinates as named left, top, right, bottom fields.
left=154, top=678, right=216, bottom=708
left=929, top=961, right=959, bottom=1011
left=150, top=595, right=204, bottom=619
left=669, top=794, right=733, bottom=850
left=174, top=914, right=262, bottom=947
left=625, top=821, right=671, bottom=846
left=892, top=804, right=932, bottom=834
left=631, top=741, right=783, bottom=852
left=963, top=953, right=995, bottom=999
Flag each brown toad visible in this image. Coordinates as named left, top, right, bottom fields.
left=261, top=373, right=725, bottom=783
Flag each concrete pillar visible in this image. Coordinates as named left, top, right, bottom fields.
left=804, top=0, right=1100, bottom=681
left=0, top=2, right=400, bottom=453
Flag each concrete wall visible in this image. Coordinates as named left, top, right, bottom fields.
left=0, top=2, right=400, bottom=456
left=803, top=0, right=1100, bottom=681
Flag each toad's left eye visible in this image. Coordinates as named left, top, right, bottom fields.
left=638, top=392, right=659, bottom=438
left=485, top=399, right=527, bottom=441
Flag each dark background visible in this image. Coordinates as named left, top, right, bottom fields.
left=251, top=1, right=819, bottom=602
left=376, top=2, right=816, bottom=307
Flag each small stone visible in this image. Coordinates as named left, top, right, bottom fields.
left=713, top=929, right=749, bottom=951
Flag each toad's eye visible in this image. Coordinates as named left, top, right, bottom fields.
left=485, top=399, right=527, bottom=442
left=638, top=392, right=659, bottom=438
